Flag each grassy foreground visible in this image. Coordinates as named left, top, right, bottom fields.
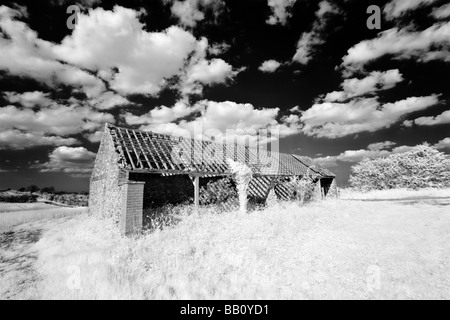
left=28, top=197, right=450, bottom=300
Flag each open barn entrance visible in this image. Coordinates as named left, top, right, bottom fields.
left=320, top=177, right=334, bottom=197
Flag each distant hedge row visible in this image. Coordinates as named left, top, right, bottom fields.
left=0, top=193, right=38, bottom=203
left=349, top=144, right=450, bottom=191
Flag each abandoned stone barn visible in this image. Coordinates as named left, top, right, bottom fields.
left=89, top=124, right=336, bottom=235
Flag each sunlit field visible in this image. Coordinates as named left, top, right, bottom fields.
left=1, top=189, right=450, bottom=300
left=340, top=187, right=450, bottom=200
left=0, top=203, right=85, bottom=232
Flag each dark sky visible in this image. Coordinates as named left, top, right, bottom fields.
left=0, top=0, right=449, bottom=191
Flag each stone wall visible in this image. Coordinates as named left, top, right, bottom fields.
left=89, top=127, right=125, bottom=223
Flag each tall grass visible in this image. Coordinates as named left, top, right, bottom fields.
left=33, top=198, right=450, bottom=299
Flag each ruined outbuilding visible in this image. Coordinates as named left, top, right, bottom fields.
left=89, top=124, right=336, bottom=235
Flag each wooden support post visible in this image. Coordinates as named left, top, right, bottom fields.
left=193, top=175, right=200, bottom=212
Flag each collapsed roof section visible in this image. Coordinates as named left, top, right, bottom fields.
left=106, top=124, right=335, bottom=178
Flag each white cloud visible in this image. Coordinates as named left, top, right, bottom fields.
left=84, top=130, right=104, bottom=143
left=123, top=100, right=201, bottom=126
left=208, top=42, right=230, bottom=56
left=131, top=100, right=302, bottom=145
left=0, top=5, right=238, bottom=102
left=168, top=0, right=225, bottom=28
left=37, top=146, right=96, bottom=177
left=56, top=7, right=240, bottom=97
left=54, top=7, right=201, bottom=96
left=431, top=3, right=450, bottom=19
left=293, top=31, right=324, bottom=65
left=290, top=105, right=300, bottom=112
left=413, top=110, right=450, bottom=126
left=0, top=6, right=107, bottom=98
left=0, top=105, right=114, bottom=137
left=402, top=119, right=414, bottom=127
left=179, top=38, right=243, bottom=96
left=367, top=141, right=397, bottom=151
left=4, top=91, right=52, bottom=108
left=185, top=58, right=236, bottom=84
left=384, top=0, right=438, bottom=20
left=301, top=95, right=440, bottom=138
left=342, top=21, right=450, bottom=70
left=293, top=1, right=341, bottom=64
left=434, top=137, right=450, bottom=150
left=87, top=91, right=131, bottom=110
left=316, top=0, right=337, bottom=18
left=0, top=130, right=79, bottom=150
left=259, top=59, right=282, bottom=73
left=314, top=143, right=415, bottom=167
left=324, top=69, right=403, bottom=101
left=266, top=0, right=297, bottom=25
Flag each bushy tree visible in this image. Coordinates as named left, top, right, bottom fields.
left=284, top=169, right=319, bottom=204
left=41, top=186, right=55, bottom=194
left=25, top=184, right=40, bottom=193
left=350, top=144, right=450, bottom=190
left=200, top=176, right=237, bottom=205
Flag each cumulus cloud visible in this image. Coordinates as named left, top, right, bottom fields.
left=367, top=141, right=397, bottom=151
left=185, top=58, right=236, bottom=85
left=87, top=91, right=131, bottom=110
left=266, top=0, right=297, bottom=25
left=301, top=95, right=440, bottom=138
left=4, top=91, right=53, bottom=108
left=54, top=6, right=199, bottom=96
left=56, top=7, right=240, bottom=97
left=434, top=137, right=450, bottom=150
left=293, top=1, right=341, bottom=64
left=384, top=0, right=438, bottom=20
left=0, top=130, right=79, bottom=150
left=0, top=6, right=108, bottom=98
left=123, top=100, right=201, bottom=126
left=178, top=38, right=243, bottom=96
left=323, top=69, right=403, bottom=102
left=0, top=5, right=239, bottom=103
left=168, top=0, right=225, bottom=27
left=37, top=146, right=96, bottom=177
left=84, top=130, right=104, bottom=143
left=431, top=3, right=450, bottom=19
left=124, top=100, right=301, bottom=145
left=314, top=143, right=415, bottom=167
left=342, top=21, right=450, bottom=70
left=259, top=59, right=282, bottom=73
left=412, top=110, right=450, bottom=126
left=0, top=104, right=113, bottom=138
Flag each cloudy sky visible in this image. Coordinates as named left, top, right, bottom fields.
left=0, top=0, right=449, bottom=191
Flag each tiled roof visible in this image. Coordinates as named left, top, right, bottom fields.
left=107, top=124, right=334, bottom=177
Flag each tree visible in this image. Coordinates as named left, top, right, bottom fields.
left=350, top=144, right=450, bottom=190
left=41, top=186, right=56, bottom=194
left=25, top=185, right=40, bottom=193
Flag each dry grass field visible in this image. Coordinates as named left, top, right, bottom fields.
left=1, top=189, right=450, bottom=300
